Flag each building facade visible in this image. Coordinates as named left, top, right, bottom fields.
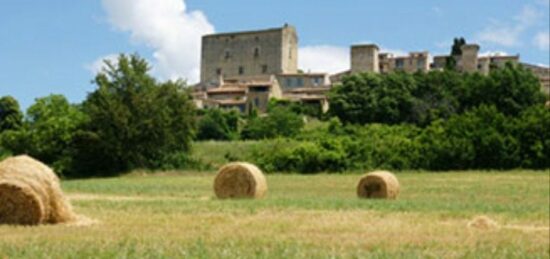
left=200, top=24, right=298, bottom=85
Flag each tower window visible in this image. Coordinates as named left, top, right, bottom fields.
left=262, top=65, right=268, bottom=74
left=254, top=48, right=260, bottom=58
left=239, top=66, right=244, bottom=75
left=216, top=68, right=222, bottom=75
left=225, top=51, right=231, bottom=60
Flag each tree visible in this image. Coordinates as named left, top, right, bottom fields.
left=241, top=106, right=304, bottom=139
left=328, top=72, right=416, bottom=125
left=445, top=37, right=466, bottom=70
left=1, top=95, right=87, bottom=174
left=0, top=96, right=23, bottom=133
left=197, top=109, right=240, bottom=140
left=70, top=54, right=196, bottom=176
left=463, top=63, right=545, bottom=116
left=411, top=70, right=461, bottom=126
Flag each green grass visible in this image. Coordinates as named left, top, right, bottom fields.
left=0, top=171, right=548, bottom=258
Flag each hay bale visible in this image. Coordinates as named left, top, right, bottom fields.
left=468, top=215, right=499, bottom=230
left=213, top=162, right=267, bottom=199
left=0, top=155, right=76, bottom=225
left=357, top=171, right=400, bottom=199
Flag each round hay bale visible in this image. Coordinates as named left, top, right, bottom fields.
left=357, top=171, right=400, bottom=199
left=0, top=155, right=76, bottom=225
left=213, top=162, right=267, bottom=199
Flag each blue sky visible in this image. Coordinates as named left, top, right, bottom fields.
left=1, top=0, right=549, bottom=109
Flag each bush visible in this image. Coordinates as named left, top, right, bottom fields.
left=419, top=105, right=519, bottom=170
left=196, top=109, right=240, bottom=141
left=241, top=106, right=304, bottom=140
left=512, top=105, right=550, bottom=168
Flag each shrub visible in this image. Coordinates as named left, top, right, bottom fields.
left=197, top=109, right=240, bottom=141
left=241, top=106, right=304, bottom=140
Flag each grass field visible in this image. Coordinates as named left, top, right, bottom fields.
left=0, top=171, right=548, bottom=258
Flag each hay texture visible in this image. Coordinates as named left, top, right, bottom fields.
left=213, top=162, right=267, bottom=199
left=0, top=155, right=76, bottom=225
left=357, top=171, right=400, bottom=199
left=468, top=215, right=499, bottom=230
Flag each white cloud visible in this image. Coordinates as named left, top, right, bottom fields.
left=533, top=32, right=550, bottom=50
left=299, top=45, right=349, bottom=74
left=298, top=45, right=410, bottom=74
left=476, top=5, right=542, bottom=47
left=100, top=0, right=215, bottom=83
left=479, top=51, right=509, bottom=57
left=86, top=54, right=119, bottom=75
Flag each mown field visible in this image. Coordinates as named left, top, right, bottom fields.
left=0, top=171, right=548, bottom=258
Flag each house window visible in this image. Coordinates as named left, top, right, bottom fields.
left=297, top=78, right=304, bottom=87
left=262, top=65, right=268, bottom=74
left=254, top=48, right=260, bottom=58
left=416, top=60, right=425, bottom=70
left=312, top=77, right=322, bottom=86
left=254, top=97, right=260, bottom=107
left=286, top=78, right=293, bottom=87
left=239, top=66, right=244, bottom=75
left=395, top=59, right=404, bottom=69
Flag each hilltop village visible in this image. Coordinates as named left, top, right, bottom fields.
left=192, top=24, right=550, bottom=113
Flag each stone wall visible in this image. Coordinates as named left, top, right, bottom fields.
left=200, top=25, right=298, bottom=84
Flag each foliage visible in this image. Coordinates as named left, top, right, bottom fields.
left=329, top=72, right=416, bottom=125
left=330, top=64, right=544, bottom=126
left=0, top=96, right=23, bottom=133
left=196, top=109, right=240, bottom=140
left=461, top=63, right=545, bottom=116
left=241, top=106, right=304, bottom=140
left=70, top=54, right=196, bottom=177
left=0, top=95, right=87, bottom=174
left=511, top=105, right=550, bottom=168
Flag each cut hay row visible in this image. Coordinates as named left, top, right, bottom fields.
left=0, top=155, right=76, bottom=225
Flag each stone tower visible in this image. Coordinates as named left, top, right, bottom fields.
left=459, top=44, right=480, bottom=73
left=200, top=24, right=298, bottom=84
left=351, top=44, right=380, bottom=73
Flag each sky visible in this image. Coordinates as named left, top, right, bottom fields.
left=1, top=0, right=549, bottom=110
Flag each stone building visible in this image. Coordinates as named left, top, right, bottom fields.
left=196, top=24, right=330, bottom=114
left=195, top=75, right=282, bottom=114
left=200, top=24, right=298, bottom=86
left=196, top=25, right=549, bottom=113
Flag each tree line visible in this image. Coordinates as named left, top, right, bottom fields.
left=1, top=54, right=548, bottom=177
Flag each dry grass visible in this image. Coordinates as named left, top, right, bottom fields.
left=0, top=171, right=548, bottom=258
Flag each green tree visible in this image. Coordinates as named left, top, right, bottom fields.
left=241, top=106, right=304, bottom=139
left=1, top=95, right=87, bottom=173
left=0, top=96, right=23, bottom=133
left=445, top=37, right=466, bottom=70
left=411, top=70, right=461, bottom=126
left=197, top=109, right=240, bottom=140
left=329, top=72, right=416, bottom=125
left=71, top=54, right=196, bottom=176
left=512, top=105, right=550, bottom=168
left=463, top=63, right=545, bottom=116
